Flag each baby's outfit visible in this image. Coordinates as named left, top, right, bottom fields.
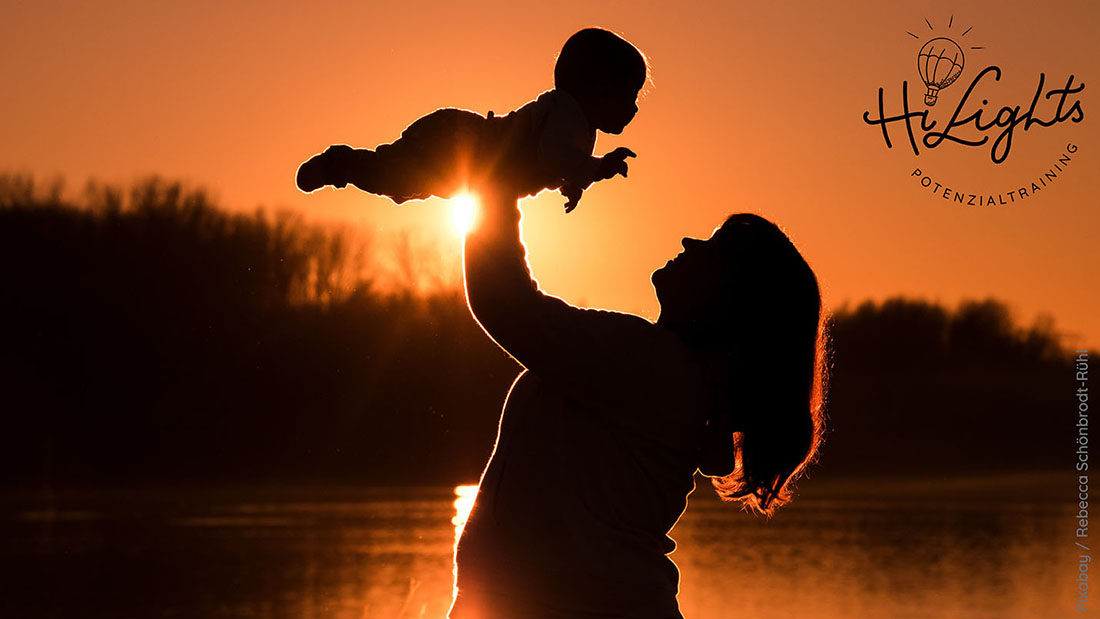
left=345, top=89, right=600, bottom=204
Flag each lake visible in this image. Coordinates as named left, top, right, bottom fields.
left=0, top=472, right=1084, bottom=618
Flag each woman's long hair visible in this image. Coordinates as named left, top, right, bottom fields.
left=690, top=213, right=829, bottom=518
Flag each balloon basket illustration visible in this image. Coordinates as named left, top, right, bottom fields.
left=917, top=37, right=964, bottom=106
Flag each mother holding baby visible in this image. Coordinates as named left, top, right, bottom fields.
left=449, top=35, right=829, bottom=619
left=297, top=26, right=828, bottom=619
left=453, top=184, right=828, bottom=619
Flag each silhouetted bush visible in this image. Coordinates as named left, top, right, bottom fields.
left=822, top=297, right=1085, bottom=479
left=0, top=175, right=518, bottom=488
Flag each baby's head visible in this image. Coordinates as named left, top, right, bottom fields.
left=555, top=28, right=648, bottom=135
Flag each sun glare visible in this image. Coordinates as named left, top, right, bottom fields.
left=452, top=193, right=478, bottom=236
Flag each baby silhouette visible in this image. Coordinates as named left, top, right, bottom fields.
left=296, top=28, right=646, bottom=213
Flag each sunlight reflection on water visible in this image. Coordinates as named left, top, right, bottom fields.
left=451, top=484, right=478, bottom=541
left=0, top=477, right=1081, bottom=618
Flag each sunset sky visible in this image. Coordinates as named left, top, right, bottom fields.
left=3, top=0, right=1097, bottom=347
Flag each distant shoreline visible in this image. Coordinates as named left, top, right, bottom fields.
left=0, top=469, right=1073, bottom=507
left=793, top=468, right=1070, bottom=502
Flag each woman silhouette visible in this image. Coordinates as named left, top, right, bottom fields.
left=450, top=184, right=828, bottom=619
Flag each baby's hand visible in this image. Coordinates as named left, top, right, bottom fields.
left=596, top=147, right=637, bottom=181
left=561, top=182, right=584, bottom=213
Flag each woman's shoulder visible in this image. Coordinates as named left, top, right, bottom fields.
left=565, top=306, right=708, bottom=411
left=579, top=307, right=696, bottom=360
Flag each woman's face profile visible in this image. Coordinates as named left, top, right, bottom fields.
left=652, top=232, right=727, bottom=323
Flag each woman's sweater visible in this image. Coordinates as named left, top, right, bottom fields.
left=451, top=188, right=708, bottom=618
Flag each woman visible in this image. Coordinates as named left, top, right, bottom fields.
left=450, top=183, right=828, bottom=619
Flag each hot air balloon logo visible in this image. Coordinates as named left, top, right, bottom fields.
left=906, top=17, right=982, bottom=106
left=917, top=37, right=964, bottom=106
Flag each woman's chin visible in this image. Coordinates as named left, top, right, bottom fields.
left=653, top=258, right=678, bottom=279
left=651, top=265, right=673, bottom=298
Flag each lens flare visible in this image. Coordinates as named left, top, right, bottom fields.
left=452, top=194, right=478, bottom=236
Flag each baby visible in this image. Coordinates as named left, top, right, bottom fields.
left=296, top=28, right=646, bottom=213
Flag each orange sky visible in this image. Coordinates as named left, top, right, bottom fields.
left=2, top=0, right=1097, bottom=347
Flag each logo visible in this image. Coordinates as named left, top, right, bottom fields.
left=917, top=37, right=965, bottom=107
left=862, top=16, right=1085, bottom=206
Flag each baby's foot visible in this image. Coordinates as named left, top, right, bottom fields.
left=296, top=146, right=352, bottom=193
left=296, top=153, right=330, bottom=193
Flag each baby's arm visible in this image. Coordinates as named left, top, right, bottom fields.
left=557, top=148, right=636, bottom=212
left=539, top=130, right=636, bottom=211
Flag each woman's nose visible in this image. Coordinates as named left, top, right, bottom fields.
left=682, top=237, right=704, bottom=251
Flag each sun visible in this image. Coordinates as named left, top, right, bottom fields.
left=452, top=193, right=478, bottom=236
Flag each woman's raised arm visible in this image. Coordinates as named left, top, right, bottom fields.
left=462, top=186, right=704, bottom=435
left=462, top=185, right=557, bottom=366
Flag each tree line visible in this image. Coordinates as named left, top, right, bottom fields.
left=0, top=176, right=1084, bottom=489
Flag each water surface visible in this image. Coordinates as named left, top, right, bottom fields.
left=0, top=473, right=1082, bottom=618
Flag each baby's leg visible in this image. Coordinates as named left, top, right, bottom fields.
left=363, top=109, right=489, bottom=204
left=296, top=144, right=418, bottom=200
left=298, top=109, right=500, bottom=203
left=346, top=140, right=436, bottom=204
